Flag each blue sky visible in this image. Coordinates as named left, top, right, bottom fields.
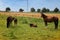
left=0, top=0, right=60, bottom=12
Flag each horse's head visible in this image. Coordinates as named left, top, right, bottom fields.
left=41, top=13, right=47, bottom=18
left=41, top=12, right=44, bottom=17
left=41, top=13, right=43, bottom=17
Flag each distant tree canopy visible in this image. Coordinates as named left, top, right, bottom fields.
left=4, top=7, right=60, bottom=13
left=41, top=8, right=50, bottom=12
left=19, top=8, right=24, bottom=12
left=42, top=8, right=47, bottom=12
left=46, top=9, right=50, bottom=12
left=6, top=7, right=11, bottom=12
left=54, top=8, right=59, bottom=12
left=37, top=9, right=41, bottom=12
left=31, top=8, right=35, bottom=12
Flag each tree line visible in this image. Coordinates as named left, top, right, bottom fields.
left=5, top=7, right=60, bottom=12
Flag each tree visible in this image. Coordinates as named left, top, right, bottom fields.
left=42, top=8, right=47, bottom=12
left=19, top=8, right=24, bottom=12
left=6, top=7, right=11, bottom=12
left=54, top=8, right=59, bottom=12
left=46, top=9, right=50, bottom=12
left=30, top=8, right=35, bottom=12
left=37, top=9, right=41, bottom=12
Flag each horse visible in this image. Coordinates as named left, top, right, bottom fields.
left=7, top=16, right=17, bottom=28
left=41, top=12, right=58, bottom=29
left=30, top=23, right=37, bottom=27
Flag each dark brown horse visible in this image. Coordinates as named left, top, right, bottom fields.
left=7, top=16, right=17, bottom=28
left=41, top=13, right=58, bottom=29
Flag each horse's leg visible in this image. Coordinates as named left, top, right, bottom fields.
left=7, top=20, right=12, bottom=28
left=7, top=21, right=10, bottom=28
left=45, top=21, right=47, bottom=26
left=54, top=19, right=58, bottom=29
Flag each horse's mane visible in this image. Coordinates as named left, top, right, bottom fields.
left=41, top=13, right=47, bottom=18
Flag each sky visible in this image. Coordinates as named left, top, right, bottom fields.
left=0, top=0, right=60, bottom=12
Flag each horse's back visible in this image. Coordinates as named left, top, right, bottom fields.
left=53, top=16, right=58, bottom=20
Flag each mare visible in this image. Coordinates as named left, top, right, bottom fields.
left=41, top=13, right=58, bottom=29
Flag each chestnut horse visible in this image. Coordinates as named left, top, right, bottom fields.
left=7, top=16, right=17, bottom=28
left=41, top=13, right=58, bottom=29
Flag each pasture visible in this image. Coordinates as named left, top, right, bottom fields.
left=0, top=12, right=60, bottom=40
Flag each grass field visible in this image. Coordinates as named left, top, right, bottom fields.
left=0, top=12, right=60, bottom=40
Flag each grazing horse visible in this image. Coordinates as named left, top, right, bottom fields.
left=7, top=16, right=17, bottom=28
left=41, top=13, right=58, bottom=29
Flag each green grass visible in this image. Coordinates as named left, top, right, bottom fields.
left=0, top=14, right=60, bottom=40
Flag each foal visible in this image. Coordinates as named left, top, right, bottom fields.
left=30, top=23, right=37, bottom=27
left=41, top=13, right=58, bottom=29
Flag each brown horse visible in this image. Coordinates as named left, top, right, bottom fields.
left=7, top=16, right=17, bottom=28
left=41, top=13, right=58, bottom=29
